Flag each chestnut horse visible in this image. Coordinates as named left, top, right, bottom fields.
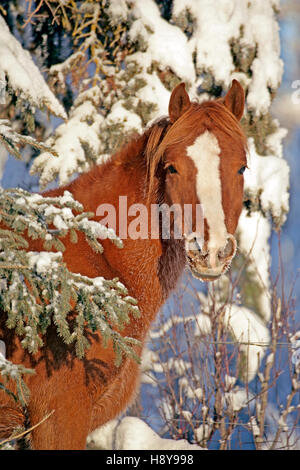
left=0, top=80, right=247, bottom=449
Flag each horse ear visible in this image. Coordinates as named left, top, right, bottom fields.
left=223, top=79, right=245, bottom=121
left=169, top=83, right=191, bottom=123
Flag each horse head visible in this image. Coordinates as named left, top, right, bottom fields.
left=155, top=80, right=247, bottom=282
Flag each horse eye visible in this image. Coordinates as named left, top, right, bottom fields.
left=167, top=165, right=177, bottom=174
left=238, top=166, right=246, bottom=175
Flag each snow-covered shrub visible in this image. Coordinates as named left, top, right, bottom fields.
left=0, top=0, right=294, bottom=450
left=0, top=187, right=140, bottom=362
left=139, top=269, right=300, bottom=450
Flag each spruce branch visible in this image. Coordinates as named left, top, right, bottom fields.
left=0, top=187, right=139, bottom=364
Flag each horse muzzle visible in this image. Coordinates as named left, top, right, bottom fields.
left=185, top=233, right=237, bottom=282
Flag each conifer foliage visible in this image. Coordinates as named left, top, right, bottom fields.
left=0, top=1, right=144, bottom=398
left=0, top=187, right=139, bottom=360
left=0, top=184, right=141, bottom=403
left=0, top=0, right=292, bottom=448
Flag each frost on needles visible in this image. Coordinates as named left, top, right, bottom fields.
left=0, top=188, right=140, bottom=364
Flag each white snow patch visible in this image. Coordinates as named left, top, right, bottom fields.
left=106, top=101, right=142, bottom=132
left=28, top=252, right=62, bottom=274
left=0, top=340, right=6, bottom=359
left=194, top=424, right=211, bottom=444
left=87, top=417, right=205, bottom=450
left=244, top=138, right=290, bottom=222
left=223, top=304, right=270, bottom=382
left=107, top=0, right=129, bottom=23
left=172, top=0, right=283, bottom=115
left=225, top=387, right=249, bottom=412
left=130, top=0, right=195, bottom=84
left=0, top=15, right=66, bottom=119
left=30, top=89, right=104, bottom=187
left=237, top=210, right=272, bottom=320
left=194, top=313, right=212, bottom=336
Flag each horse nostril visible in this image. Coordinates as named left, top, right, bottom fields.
left=194, top=237, right=201, bottom=252
left=189, top=236, right=201, bottom=252
left=219, top=236, right=236, bottom=261
left=185, top=232, right=205, bottom=254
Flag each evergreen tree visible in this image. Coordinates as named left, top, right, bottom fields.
left=0, top=0, right=292, bottom=448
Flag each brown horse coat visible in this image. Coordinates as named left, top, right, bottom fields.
left=0, top=81, right=247, bottom=449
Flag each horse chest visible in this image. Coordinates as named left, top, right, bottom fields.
left=89, top=351, right=142, bottom=431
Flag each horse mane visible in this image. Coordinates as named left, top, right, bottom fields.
left=82, top=99, right=247, bottom=203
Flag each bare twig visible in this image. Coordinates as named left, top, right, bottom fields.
left=0, top=410, right=55, bottom=447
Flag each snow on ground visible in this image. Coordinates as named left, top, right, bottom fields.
left=86, top=417, right=205, bottom=450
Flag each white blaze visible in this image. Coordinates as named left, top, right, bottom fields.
left=186, top=130, right=228, bottom=268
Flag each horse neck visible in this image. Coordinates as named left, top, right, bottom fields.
left=43, top=131, right=186, bottom=324
left=61, top=133, right=149, bottom=212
